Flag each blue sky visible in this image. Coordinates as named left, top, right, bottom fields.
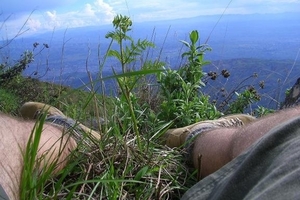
left=1, top=0, right=300, bottom=38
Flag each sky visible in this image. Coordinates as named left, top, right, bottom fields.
left=1, top=0, right=300, bottom=39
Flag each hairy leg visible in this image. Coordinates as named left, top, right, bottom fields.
left=0, top=113, right=76, bottom=200
left=192, top=128, right=235, bottom=178
left=230, top=107, right=300, bottom=158
left=193, top=106, right=300, bottom=179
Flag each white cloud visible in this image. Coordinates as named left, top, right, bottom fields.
left=120, top=0, right=202, bottom=21
left=0, top=14, right=35, bottom=40
left=83, top=0, right=116, bottom=23
left=1, top=0, right=299, bottom=39
left=45, top=11, right=61, bottom=28
left=42, top=0, right=116, bottom=28
left=27, top=18, right=41, bottom=31
left=46, top=11, right=57, bottom=21
left=1, top=0, right=116, bottom=39
left=83, top=4, right=96, bottom=17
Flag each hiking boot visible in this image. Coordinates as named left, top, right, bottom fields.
left=19, top=102, right=101, bottom=142
left=20, top=101, right=66, bottom=120
left=165, top=114, right=256, bottom=148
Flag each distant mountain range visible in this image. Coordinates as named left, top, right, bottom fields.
left=1, top=12, right=300, bottom=108
left=48, top=58, right=299, bottom=109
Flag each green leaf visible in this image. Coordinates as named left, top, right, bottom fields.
left=134, top=166, right=149, bottom=181
left=107, top=50, right=121, bottom=61
left=181, top=52, right=191, bottom=58
left=102, top=69, right=163, bottom=81
left=180, top=40, right=190, bottom=48
left=105, top=31, right=115, bottom=39
left=190, top=30, right=199, bottom=45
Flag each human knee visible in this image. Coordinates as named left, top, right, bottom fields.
left=192, top=128, right=236, bottom=178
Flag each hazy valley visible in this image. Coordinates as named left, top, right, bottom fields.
left=2, top=12, right=300, bottom=109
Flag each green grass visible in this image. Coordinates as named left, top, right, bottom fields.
left=0, top=88, right=20, bottom=114
left=1, top=76, right=113, bottom=119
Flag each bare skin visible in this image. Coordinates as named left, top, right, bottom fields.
left=193, top=106, right=300, bottom=179
left=0, top=114, right=76, bottom=200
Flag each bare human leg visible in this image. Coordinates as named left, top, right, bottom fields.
left=0, top=113, right=76, bottom=200
left=192, top=106, right=300, bottom=179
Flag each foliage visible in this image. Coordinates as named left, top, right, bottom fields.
left=105, top=14, right=155, bottom=73
left=207, top=71, right=269, bottom=114
left=158, top=30, right=221, bottom=128
left=105, top=14, right=164, bottom=149
left=0, top=42, right=49, bottom=85
left=226, top=86, right=261, bottom=114
left=20, top=114, right=55, bottom=200
left=254, top=106, right=275, bottom=117
left=179, top=30, right=211, bottom=86
left=0, top=88, right=20, bottom=113
left=0, top=50, right=34, bottom=84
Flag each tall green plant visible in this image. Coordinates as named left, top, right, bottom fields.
left=158, top=30, right=220, bottom=127
left=179, top=30, right=211, bottom=87
left=105, top=15, right=160, bottom=149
